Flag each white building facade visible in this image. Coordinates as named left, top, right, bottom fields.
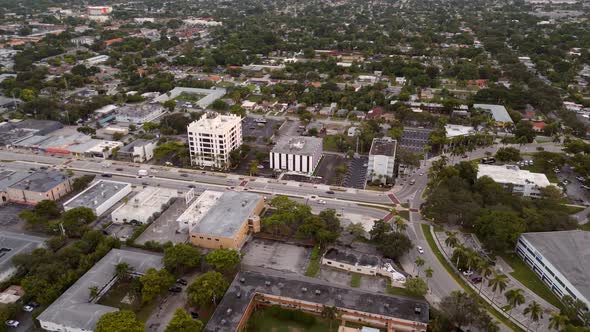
left=477, top=164, right=551, bottom=197
left=270, top=136, right=323, bottom=175
left=63, top=180, right=132, bottom=216
left=187, top=113, right=242, bottom=169
left=111, top=187, right=176, bottom=224
left=367, top=137, right=397, bottom=184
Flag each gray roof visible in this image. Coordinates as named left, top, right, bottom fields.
left=521, top=231, right=590, bottom=301
left=119, top=139, right=155, bottom=153
left=192, top=191, right=262, bottom=238
left=473, top=104, right=514, bottom=123
left=205, top=269, right=429, bottom=332
left=369, top=137, right=397, bottom=156
left=0, top=169, right=31, bottom=192
left=271, top=136, right=323, bottom=156
left=10, top=171, right=69, bottom=193
left=324, top=247, right=380, bottom=267
left=37, top=249, right=163, bottom=332
left=64, top=180, right=130, bottom=212
left=0, top=231, right=46, bottom=278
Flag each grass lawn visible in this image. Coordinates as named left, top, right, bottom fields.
left=174, top=92, right=206, bottom=102
left=97, top=279, right=159, bottom=322
left=579, top=222, right=590, bottom=231
left=398, top=210, right=410, bottom=220
left=565, top=205, right=585, bottom=214
left=305, top=246, right=321, bottom=277
left=350, top=274, right=361, bottom=288
left=322, top=135, right=342, bottom=152
left=386, top=283, right=424, bottom=299
left=421, top=224, right=525, bottom=332
left=501, top=254, right=564, bottom=310
left=246, top=307, right=333, bottom=332
left=519, top=164, right=559, bottom=183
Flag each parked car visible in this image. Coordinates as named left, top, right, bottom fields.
left=168, top=286, right=182, bottom=293
left=176, top=278, right=188, bottom=286
left=577, top=176, right=586, bottom=182
left=180, top=173, right=188, bottom=177
left=190, top=311, right=199, bottom=319
left=326, top=190, right=335, bottom=194
left=101, top=174, right=112, bottom=178
left=188, top=184, right=196, bottom=188
left=5, top=320, right=19, bottom=328
left=409, top=179, right=416, bottom=185
left=462, top=270, right=474, bottom=277
left=417, top=246, right=424, bottom=254
left=471, top=276, right=483, bottom=284
left=115, top=168, right=124, bottom=171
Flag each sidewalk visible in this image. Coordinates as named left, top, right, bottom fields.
left=435, top=230, right=557, bottom=331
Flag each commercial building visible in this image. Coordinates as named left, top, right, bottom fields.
left=7, top=170, right=72, bottom=205
left=0, top=119, right=63, bottom=146
left=111, top=187, right=176, bottom=224
left=444, top=124, right=476, bottom=139
left=187, top=113, right=242, bottom=169
left=399, top=127, right=433, bottom=155
left=87, top=6, right=112, bottom=15
left=115, top=104, right=165, bottom=124
left=0, top=169, right=31, bottom=204
left=322, top=248, right=406, bottom=285
left=153, top=87, right=226, bottom=108
left=38, top=249, right=162, bottom=332
left=117, top=139, right=156, bottom=163
left=84, top=54, right=109, bottom=65
left=270, top=136, right=323, bottom=174
left=473, top=104, right=514, bottom=126
left=178, top=191, right=264, bottom=250
left=0, top=231, right=46, bottom=282
left=205, top=269, right=429, bottom=332
left=64, top=180, right=132, bottom=216
left=516, top=231, right=590, bottom=314
left=366, top=137, right=397, bottom=184
left=477, top=164, right=551, bottom=197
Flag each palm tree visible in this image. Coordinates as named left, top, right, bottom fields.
left=476, top=260, right=494, bottom=295
left=394, top=216, right=407, bottom=232
left=485, top=319, right=500, bottom=332
left=444, top=231, right=459, bottom=249
left=414, top=257, right=425, bottom=276
left=548, top=312, right=569, bottom=331
left=115, top=262, right=132, bottom=280
left=452, top=245, right=467, bottom=269
left=505, top=289, right=526, bottom=320
left=321, top=305, right=338, bottom=331
left=424, top=266, right=434, bottom=279
left=488, top=273, right=508, bottom=305
left=88, top=285, right=99, bottom=301
left=523, top=301, right=543, bottom=331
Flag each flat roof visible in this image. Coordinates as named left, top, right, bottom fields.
left=116, top=104, right=163, bottom=118
left=119, top=139, right=155, bottom=153
left=111, top=187, right=176, bottom=220
left=37, top=249, right=162, bottom=332
left=187, top=113, right=241, bottom=134
left=445, top=124, right=476, bottom=139
left=0, top=169, right=31, bottom=192
left=477, top=164, right=551, bottom=187
left=473, top=104, right=514, bottom=123
left=521, top=231, right=590, bottom=301
left=205, top=269, right=429, bottom=332
left=271, top=136, right=323, bottom=156
left=64, top=180, right=130, bottom=211
left=9, top=170, right=69, bottom=192
left=0, top=231, right=46, bottom=278
left=324, top=248, right=379, bottom=267
left=191, top=191, right=262, bottom=238
left=369, top=137, right=397, bottom=156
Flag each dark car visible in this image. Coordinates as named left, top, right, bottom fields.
left=101, top=174, right=112, bottom=178
left=188, top=184, right=196, bottom=188
left=176, top=278, right=188, bottom=285
left=116, top=168, right=124, bottom=171
left=180, top=173, right=188, bottom=177
left=190, top=311, right=199, bottom=319
left=168, top=286, right=182, bottom=293
left=471, top=276, right=483, bottom=284
left=326, top=190, right=335, bottom=194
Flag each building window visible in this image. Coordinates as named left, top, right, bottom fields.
left=199, top=236, right=204, bottom=239
left=207, top=237, right=211, bottom=240
left=215, top=239, right=219, bottom=242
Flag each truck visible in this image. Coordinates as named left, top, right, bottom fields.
left=138, top=169, right=148, bottom=177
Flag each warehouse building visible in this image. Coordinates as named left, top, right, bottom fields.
left=477, top=164, right=551, bottom=197
left=270, top=136, right=323, bottom=174
left=205, top=269, right=429, bottom=332
left=64, top=180, right=131, bottom=216
left=111, top=187, right=176, bottom=224
left=0, top=169, right=31, bottom=204
left=516, top=231, right=590, bottom=315
left=38, top=249, right=162, bottom=332
left=178, top=191, right=264, bottom=250
left=7, top=170, right=72, bottom=205
left=367, top=137, right=397, bottom=184
left=0, top=231, right=46, bottom=282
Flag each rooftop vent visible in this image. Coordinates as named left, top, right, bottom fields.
left=414, top=307, right=422, bottom=314
left=236, top=292, right=241, bottom=298
left=384, top=303, right=390, bottom=309
left=239, top=278, right=245, bottom=283
left=100, top=183, right=104, bottom=188
left=278, top=282, right=284, bottom=288
left=226, top=309, right=232, bottom=315
left=265, top=281, right=271, bottom=286
left=301, top=287, right=307, bottom=293
left=315, top=290, right=321, bottom=295
left=220, top=319, right=226, bottom=325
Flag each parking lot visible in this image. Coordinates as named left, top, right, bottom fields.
left=0, top=204, right=31, bottom=231
left=343, top=157, right=368, bottom=189
left=241, top=238, right=310, bottom=274
left=242, top=117, right=283, bottom=145
left=314, top=154, right=347, bottom=186
left=136, top=198, right=190, bottom=245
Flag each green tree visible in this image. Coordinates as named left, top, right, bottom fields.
left=60, top=207, right=97, bottom=237
left=514, top=121, right=536, bottom=143
left=473, top=210, right=526, bottom=252
left=494, top=147, right=521, bottom=162
left=346, top=223, right=366, bottom=238
left=548, top=312, right=569, bottom=331
left=405, top=276, right=428, bottom=297
left=95, top=311, right=144, bottom=332
left=89, top=285, right=99, bottom=300
left=163, top=243, right=201, bottom=273
left=523, top=301, right=543, bottom=331
left=414, top=256, right=425, bottom=275
left=163, top=100, right=176, bottom=112
left=139, top=268, right=175, bottom=303
left=248, top=160, right=259, bottom=176
left=444, top=231, right=459, bottom=249
left=504, top=288, right=526, bottom=319
left=73, top=175, right=95, bottom=192
left=165, top=309, right=203, bottom=332
left=205, top=249, right=240, bottom=272
left=115, top=262, right=133, bottom=281
left=142, top=122, right=159, bottom=132
left=488, top=273, right=509, bottom=304
left=187, top=271, right=228, bottom=307
left=439, top=291, right=491, bottom=330
left=376, top=232, right=412, bottom=260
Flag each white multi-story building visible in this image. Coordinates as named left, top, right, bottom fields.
left=477, top=164, right=551, bottom=197
left=270, top=136, right=323, bottom=175
left=187, top=113, right=242, bottom=169
left=516, top=231, right=590, bottom=315
left=367, top=137, right=397, bottom=184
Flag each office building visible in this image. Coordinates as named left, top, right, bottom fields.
left=111, top=187, right=176, bottom=224
left=205, top=269, right=429, bottom=332
left=187, top=113, right=242, bottom=169
left=516, top=231, right=590, bottom=314
left=367, top=137, right=397, bottom=184
left=117, top=139, right=156, bottom=163
left=178, top=191, right=264, bottom=250
left=64, top=180, right=131, bottom=216
left=0, top=231, right=45, bottom=282
left=38, top=249, right=162, bottom=332
left=270, top=136, right=323, bottom=174
left=7, top=171, right=72, bottom=205
left=477, top=164, right=551, bottom=197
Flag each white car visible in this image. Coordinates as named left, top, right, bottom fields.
left=23, top=305, right=34, bottom=312
left=417, top=246, right=424, bottom=254
left=318, top=200, right=327, bottom=205
left=5, top=320, right=19, bottom=328
left=462, top=270, right=474, bottom=276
